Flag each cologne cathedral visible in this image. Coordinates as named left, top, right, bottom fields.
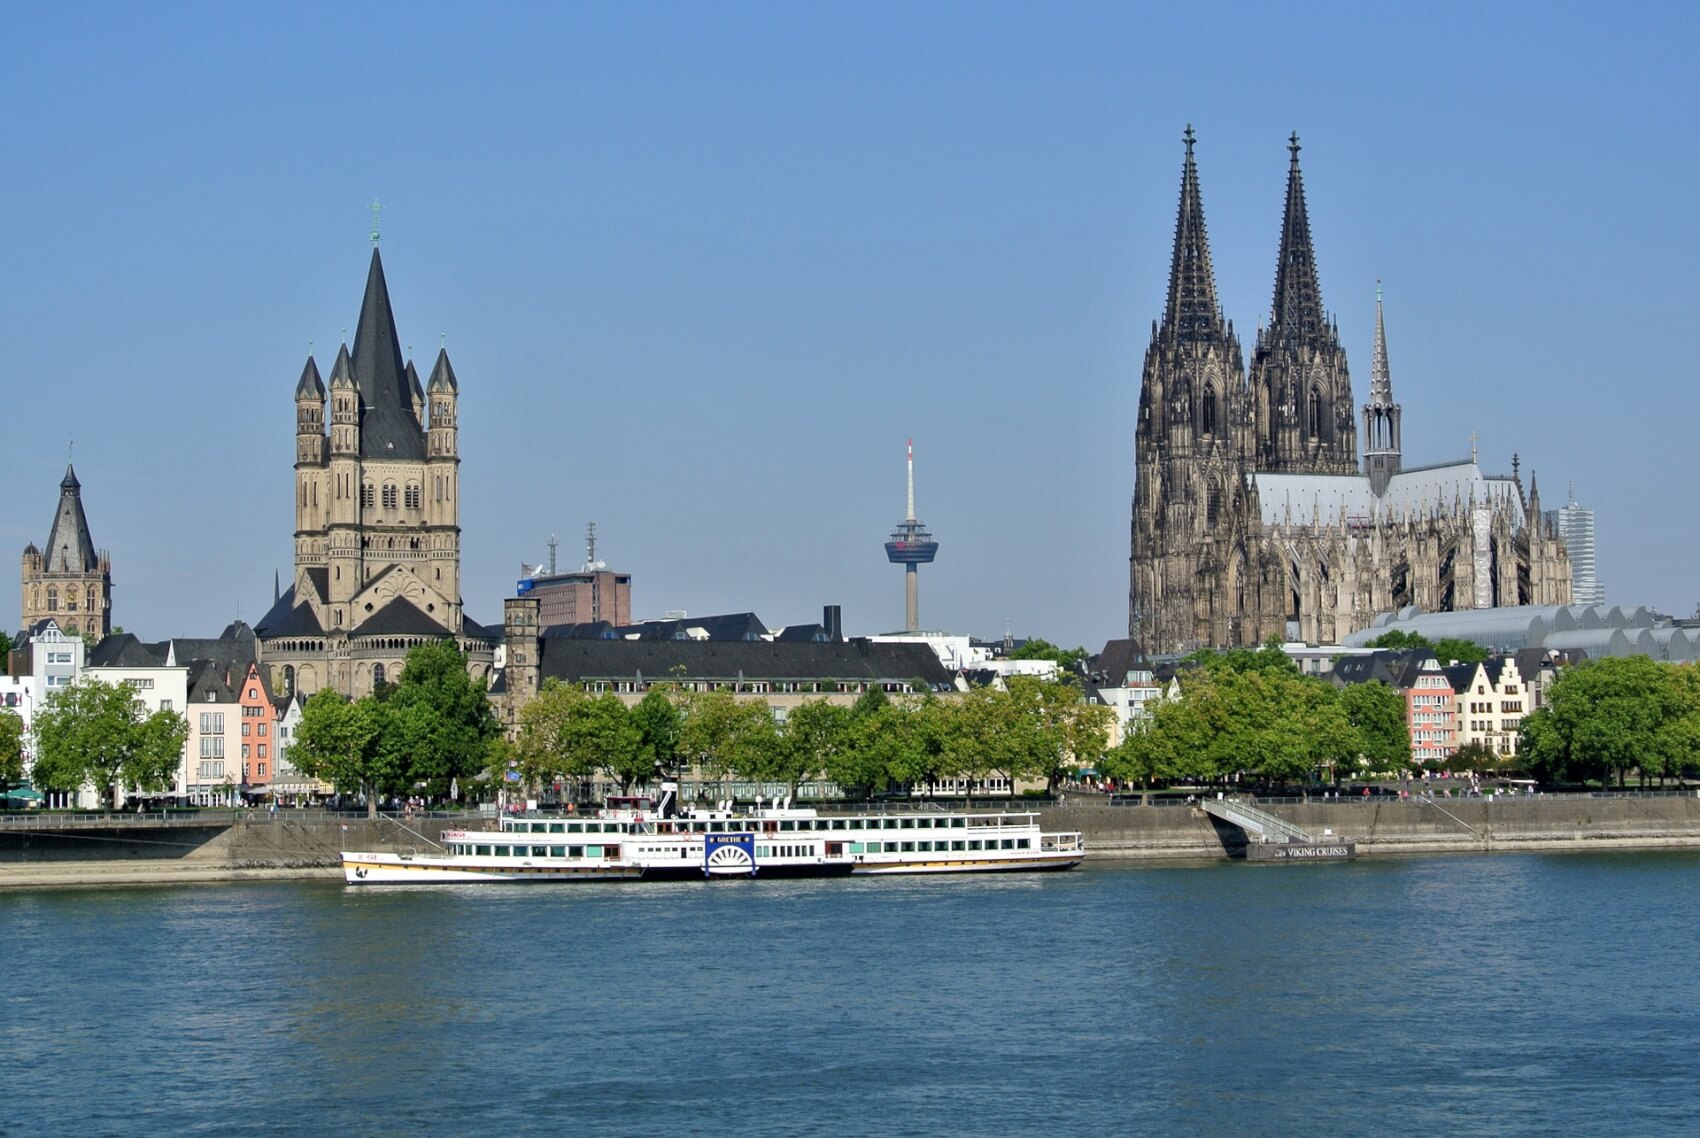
left=1128, top=130, right=1570, bottom=653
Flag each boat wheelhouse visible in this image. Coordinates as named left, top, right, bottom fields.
left=342, top=783, right=1084, bottom=883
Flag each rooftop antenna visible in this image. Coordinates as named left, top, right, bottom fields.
left=547, top=533, right=559, bottom=576
left=1470, top=430, right=1479, bottom=465
left=370, top=199, right=383, bottom=245
left=584, top=522, right=604, bottom=571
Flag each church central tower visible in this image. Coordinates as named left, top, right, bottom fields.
left=260, top=244, right=489, bottom=699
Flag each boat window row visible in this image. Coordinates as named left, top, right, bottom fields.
left=851, top=838, right=1031, bottom=854
left=459, top=843, right=618, bottom=859
left=755, top=845, right=814, bottom=858
left=516, top=821, right=626, bottom=834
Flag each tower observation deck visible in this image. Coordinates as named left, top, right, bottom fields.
left=884, top=439, right=939, bottom=632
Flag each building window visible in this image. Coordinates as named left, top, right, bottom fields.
left=46, top=587, right=57, bottom=611
left=258, top=745, right=267, bottom=760
left=405, top=484, right=421, bottom=510
left=382, top=483, right=398, bottom=510
left=361, top=483, right=375, bottom=509
left=373, top=663, right=386, bottom=689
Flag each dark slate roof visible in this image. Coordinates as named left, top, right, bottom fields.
left=1090, top=638, right=1150, bottom=685
left=253, top=586, right=325, bottom=638
left=405, top=360, right=423, bottom=406
left=1442, top=662, right=1481, bottom=694
left=603, top=612, right=770, bottom=642
left=350, top=597, right=448, bottom=638
left=351, top=248, right=426, bottom=461
left=329, top=343, right=354, bottom=387
left=540, top=621, right=619, bottom=640
left=774, top=623, right=830, bottom=643
left=295, top=356, right=325, bottom=400
left=427, top=347, right=458, bottom=393
left=536, top=638, right=954, bottom=688
left=44, top=464, right=100, bottom=573
left=88, top=633, right=168, bottom=668
left=461, top=615, right=500, bottom=643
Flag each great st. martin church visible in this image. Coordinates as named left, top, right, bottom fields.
left=1129, top=131, right=1570, bottom=653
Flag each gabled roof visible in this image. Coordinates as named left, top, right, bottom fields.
left=87, top=633, right=169, bottom=668
left=350, top=597, right=448, bottom=638
left=1090, top=638, right=1149, bottom=686
left=43, top=464, right=100, bottom=574
left=774, top=623, right=830, bottom=643
left=350, top=248, right=426, bottom=461
left=254, top=584, right=327, bottom=639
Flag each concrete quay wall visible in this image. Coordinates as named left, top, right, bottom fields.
left=1042, top=795, right=1700, bottom=860
left=5, top=798, right=1700, bottom=888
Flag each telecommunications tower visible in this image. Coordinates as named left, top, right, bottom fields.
left=884, top=439, right=939, bottom=632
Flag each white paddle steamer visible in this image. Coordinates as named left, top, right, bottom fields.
left=342, top=783, right=1084, bottom=884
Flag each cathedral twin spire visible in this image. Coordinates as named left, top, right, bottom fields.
left=1162, top=126, right=1229, bottom=347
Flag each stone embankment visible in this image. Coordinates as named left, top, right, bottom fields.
left=1044, top=794, right=1700, bottom=860
left=4, top=795, right=1700, bottom=888
left=0, top=814, right=465, bottom=888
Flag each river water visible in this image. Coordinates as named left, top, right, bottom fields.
left=4, top=852, right=1698, bottom=1137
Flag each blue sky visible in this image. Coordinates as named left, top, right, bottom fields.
left=4, top=2, right=1696, bottom=649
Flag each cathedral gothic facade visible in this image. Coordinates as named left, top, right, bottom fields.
left=1129, top=131, right=1570, bottom=654
left=256, top=247, right=496, bottom=698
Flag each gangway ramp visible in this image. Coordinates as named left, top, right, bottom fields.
left=1199, top=797, right=1356, bottom=861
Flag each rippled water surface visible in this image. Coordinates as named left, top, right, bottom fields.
left=5, top=852, right=1700, bottom=1136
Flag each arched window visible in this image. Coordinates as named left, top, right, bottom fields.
left=382, top=483, right=398, bottom=511
left=282, top=665, right=295, bottom=697
left=1207, top=485, right=1222, bottom=528
left=361, top=483, right=375, bottom=509
left=1201, top=385, right=1217, bottom=435
left=405, top=483, right=420, bottom=510
left=1308, top=387, right=1323, bottom=438
left=46, top=587, right=58, bottom=612
left=373, top=663, right=387, bottom=690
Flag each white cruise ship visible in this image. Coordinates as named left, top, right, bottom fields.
left=342, top=784, right=1084, bottom=884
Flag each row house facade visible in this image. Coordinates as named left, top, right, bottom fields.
left=1445, top=656, right=1530, bottom=759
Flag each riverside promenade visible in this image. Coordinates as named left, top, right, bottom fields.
left=5, top=793, right=1700, bottom=887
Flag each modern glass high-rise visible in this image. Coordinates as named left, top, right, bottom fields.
left=1546, top=487, right=1603, bottom=605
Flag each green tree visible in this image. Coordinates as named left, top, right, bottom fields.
left=1129, top=668, right=1362, bottom=789
left=1004, top=676, right=1113, bottom=794
left=779, top=699, right=850, bottom=798
left=1187, top=637, right=1301, bottom=677
left=0, top=709, right=26, bottom=799
left=1365, top=630, right=1486, bottom=666
left=678, top=689, right=782, bottom=785
left=383, top=640, right=501, bottom=797
left=31, top=678, right=188, bottom=809
left=1009, top=638, right=1091, bottom=676
left=1520, top=656, right=1694, bottom=786
left=631, top=685, right=684, bottom=781
left=290, top=690, right=394, bottom=817
left=513, top=681, right=597, bottom=792
left=1337, top=682, right=1413, bottom=776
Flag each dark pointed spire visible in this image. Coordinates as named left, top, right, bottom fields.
left=405, top=359, right=424, bottom=404
left=295, top=355, right=325, bottom=400
left=1368, top=282, right=1392, bottom=404
left=1162, top=124, right=1228, bottom=345
left=328, top=343, right=355, bottom=388
left=1270, top=132, right=1326, bottom=343
left=350, top=247, right=425, bottom=459
left=45, top=465, right=99, bottom=574
left=427, top=347, right=458, bottom=393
